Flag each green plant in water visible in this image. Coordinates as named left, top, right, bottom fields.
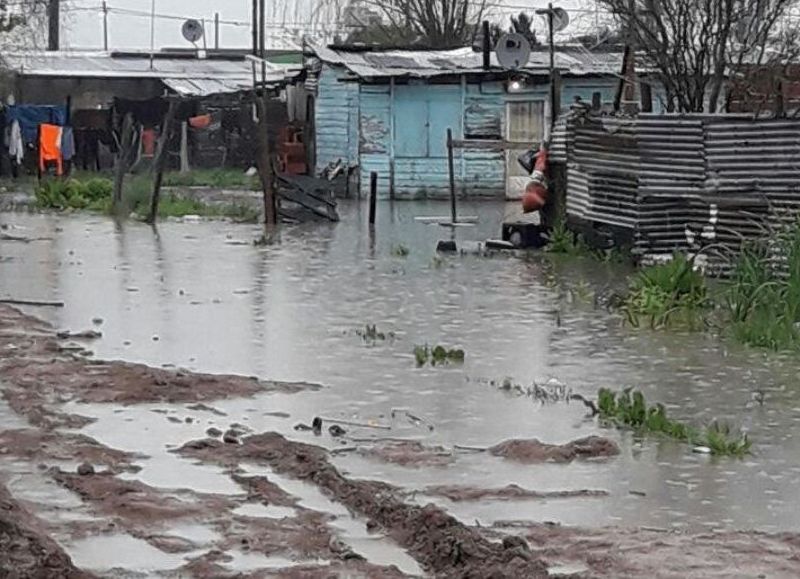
left=597, top=388, right=751, bottom=457
left=623, top=253, right=708, bottom=329
left=392, top=244, right=410, bottom=257
left=356, top=324, right=393, bottom=343
left=413, top=344, right=465, bottom=366
left=724, top=221, right=800, bottom=351
left=546, top=219, right=589, bottom=255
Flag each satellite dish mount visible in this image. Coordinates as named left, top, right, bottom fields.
left=182, top=19, right=204, bottom=45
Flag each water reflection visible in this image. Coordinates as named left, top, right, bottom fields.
left=2, top=201, right=800, bottom=533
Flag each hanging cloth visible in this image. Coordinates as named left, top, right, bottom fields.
left=39, top=123, right=64, bottom=176
left=61, top=126, right=75, bottom=161
left=8, top=120, right=23, bottom=165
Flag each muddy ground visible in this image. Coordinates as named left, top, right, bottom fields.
left=1, top=303, right=800, bottom=577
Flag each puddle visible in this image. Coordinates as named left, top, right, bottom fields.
left=222, top=549, right=326, bottom=572
left=163, top=522, right=221, bottom=546
left=233, top=502, right=297, bottom=519
left=548, top=562, right=590, bottom=576
left=240, top=463, right=424, bottom=577
left=65, top=533, right=194, bottom=573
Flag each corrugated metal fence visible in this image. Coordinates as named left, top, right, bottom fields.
left=562, top=112, right=800, bottom=271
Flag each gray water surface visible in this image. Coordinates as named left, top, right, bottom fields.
left=2, top=201, right=800, bottom=534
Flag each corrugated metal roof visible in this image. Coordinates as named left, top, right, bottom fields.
left=1, top=51, right=299, bottom=96
left=310, top=44, right=623, bottom=79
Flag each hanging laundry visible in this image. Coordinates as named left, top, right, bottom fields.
left=188, top=114, right=212, bottom=129
left=141, top=128, right=156, bottom=157
left=39, top=123, right=64, bottom=176
left=61, top=126, right=75, bottom=162
left=6, top=105, right=67, bottom=145
left=8, top=120, right=23, bottom=165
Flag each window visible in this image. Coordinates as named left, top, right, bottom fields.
left=506, top=100, right=545, bottom=143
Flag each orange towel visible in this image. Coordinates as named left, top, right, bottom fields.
left=39, top=123, right=63, bottom=176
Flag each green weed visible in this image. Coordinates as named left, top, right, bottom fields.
left=413, top=344, right=465, bottom=367
left=623, top=254, right=709, bottom=329
left=391, top=244, right=410, bottom=257
left=597, top=388, right=751, bottom=457
left=546, top=219, right=588, bottom=255
left=36, top=177, right=113, bottom=211
left=356, top=324, right=394, bottom=344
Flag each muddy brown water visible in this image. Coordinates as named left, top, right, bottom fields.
left=2, top=201, right=800, bottom=568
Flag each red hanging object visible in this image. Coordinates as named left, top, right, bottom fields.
left=521, top=147, right=549, bottom=214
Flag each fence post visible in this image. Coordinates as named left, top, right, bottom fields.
left=369, top=171, right=377, bottom=226
left=447, top=128, right=457, bottom=224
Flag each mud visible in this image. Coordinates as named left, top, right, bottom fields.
left=0, top=429, right=137, bottom=473
left=360, top=440, right=455, bottom=468
left=424, top=484, right=609, bottom=502
left=0, top=304, right=318, bottom=430
left=488, top=435, right=620, bottom=464
left=0, top=483, right=93, bottom=578
left=177, top=433, right=551, bottom=578
left=486, top=521, right=800, bottom=578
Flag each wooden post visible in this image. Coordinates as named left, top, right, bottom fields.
left=548, top=3, right=556, bottom=130
left=146, top=100, right=178, bottom=224
left=368, top=171, right=377, bottom=226
left=47, top=0, right=59, bottom=51
left=214, top=12, right=220, bottom=50
left=447, top=128, right=457, bottom=224
left=112, top=112, right=134, bottom=210
left=255, top=94, right=277, bottom=225
left=180, top=121, right=189, bottom=173
left=481, top=21, right=491, bottom=70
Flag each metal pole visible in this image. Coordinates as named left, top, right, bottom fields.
left=252, top=0, right=258, bottom=56
left=214, top=12, right=220, bottom=50
left=149, top=0, right=156, bottom=70
left=548, top=3, right=555, bottom=129
left=102, top=0, right=108, bottom=51
left=201, top=18, right=208, bottom=52
left=447, top=128, right=457, bottom=224
left=369, top=172, right=377, bottom=226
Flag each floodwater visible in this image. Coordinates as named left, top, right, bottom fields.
left=2, top=200, right=800, bottom=542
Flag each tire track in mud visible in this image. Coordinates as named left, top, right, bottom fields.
left=177, top=434, right=551, bottom=578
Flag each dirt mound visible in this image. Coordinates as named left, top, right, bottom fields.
left=424, top=484, right=608, bottom=502
left=177, top=433, right=550, bottom=578
left=0, top=429, right=137, bottom=472
left=0, top=483, right=94, bottom=578
left=489, top=435, right=619, bottom=464
left=360, top=440, right=455, bottom=467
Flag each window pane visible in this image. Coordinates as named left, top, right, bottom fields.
left=507, top=101, right=544, bottom=143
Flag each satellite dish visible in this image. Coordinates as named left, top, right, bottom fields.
left=552, top=8, right=570, bottom=32
left=496, top=33, right=531, bottom=71
left=182, top=19, right=204, bottom=44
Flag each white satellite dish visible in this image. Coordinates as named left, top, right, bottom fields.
left=496, top=33, right=531, bottom=71
left=552, top=8, right=570, bottom=32
left=182, top=19, right=204, bottom=44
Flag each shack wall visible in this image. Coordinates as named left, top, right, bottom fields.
left=314, top=65, right=359, bottom=173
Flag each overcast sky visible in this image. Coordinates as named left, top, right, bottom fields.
left=62, top=0, right=604, bottom=51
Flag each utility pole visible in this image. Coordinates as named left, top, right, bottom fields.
left=47, top=0, right=59, bottom=51
left=252, top=0, right=258, bottom=55
left=536, top=3, right=558, bottom=130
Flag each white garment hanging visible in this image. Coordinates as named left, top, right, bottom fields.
left=8, top=120, right=22, bottom=165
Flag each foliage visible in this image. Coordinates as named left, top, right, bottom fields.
left=414, top=344, right=465, bottom=366
left=597, top=0, right=793, bottom=112
left=36, top=178, right=113, bottom=212
left=725, top=221, right=800, bottom=350
left=623, top=254, right=709, bottom=329
left=509, top=12, right=538, bottom=46
left=597, top=388, right=752, bottom=456
left=161, top=169, right=258, bottom=190
left=545, top=219, right=589, bottom=255
left=339, top=0, right=490, bottom=48
left=391, top=244, right=410, bottom=257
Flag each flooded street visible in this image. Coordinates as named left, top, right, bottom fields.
left=3, top=200, right=800, bottom=576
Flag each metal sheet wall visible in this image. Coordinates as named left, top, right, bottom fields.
left=566, top=112, right=800, bottom=272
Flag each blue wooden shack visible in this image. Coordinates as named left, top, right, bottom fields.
left=307, top=44, right=627, bottom=199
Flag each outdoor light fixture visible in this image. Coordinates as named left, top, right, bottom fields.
left=507, top=77, right=526, bottom=92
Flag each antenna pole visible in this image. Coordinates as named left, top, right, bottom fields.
left=214, top=12, right=219, bottom=50
left=149, top=0, right=156, bottom=70
left=102, top=0, right=108, bottom=51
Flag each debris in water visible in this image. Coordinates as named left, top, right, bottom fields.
left=77, top=462, right=95, bottom=476
left=329, top=425, right=347, bottom=437
left=206, top=427, right=223, bottom=438
left=56, top=329, right=102, bottom=340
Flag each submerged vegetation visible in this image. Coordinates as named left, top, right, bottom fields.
left=391, top=243, right=410, bottom=257
left=598, top=388, right=751, bottom=457
left=356, top=324, right=395, bottom=344
left=623, top=253, right=709, bottom=330
left=413, top=344, right=465, bottom=366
